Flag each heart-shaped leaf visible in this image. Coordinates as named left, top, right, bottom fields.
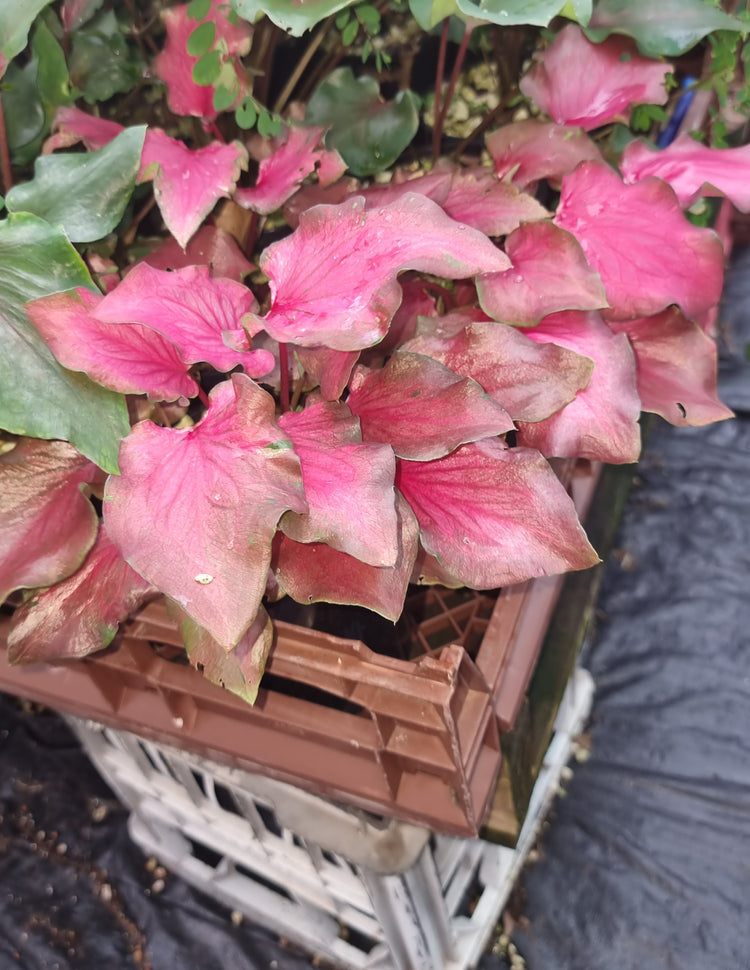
left=273, top=492, right=419, bottom=621
left=6, top=126, right=146, bottom=243
left=306, top=67, right=419, bottom=176
left=0, top=213, right=128, bottom=472
left=402, top=318, right=594, bottom=423
left=477, top=221, right=608, bottom=326
left=0, top=438, right=101, bottom=603
left=586, top=0, right=746, bottom=58
left=256, top=193, right=509, bottom=351
left=7, top=527, right=156, bottom=663
left=396, top=438, right=599, bottom=589
left=517, top=310, right=642, bottom=463
left=554, top=161, right=724, bottom=321
left=94, top=263, right=272, bottom=377
left=347, top=352, right=513, bottom=460
left=621, top=134, right=750, bottom=212
left=486, top=120, right=602, bottom=189
left=139, top=129, right=248, bottom=249
left=104, top=374, right=307, bottom=648
left=608, top=308, right=734, bottom=428
left=25, top=288, right=198, bottom=402
left=456, top=0, right=568, bottom=27
left=235, top=124, right=344, bottom=215
left=278, top=401, right=399, bottom=566
left=520, top=24, right=671, bottom=130
left=231, top=0, right=357, bottom=36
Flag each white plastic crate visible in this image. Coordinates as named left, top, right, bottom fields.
left=68, top=666, right=594, bottom=970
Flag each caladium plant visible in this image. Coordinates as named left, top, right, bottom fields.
left=0, top=0, right=745, bottom=703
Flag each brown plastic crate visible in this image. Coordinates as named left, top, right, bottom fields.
left=0, top=459, right=601, bottom=837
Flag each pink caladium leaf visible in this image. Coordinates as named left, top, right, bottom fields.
left=396, top=439, right=598, bottom=590
left=7, top=528, right=157, bottom=664
left=477, top=221, right=608, bottom=326
left=440, top=168, right=550, bottom=237
left=402, top=319, right=593, bottom=423
left=273, top=493, right=419, bottom=622
left=277, top=401, right=399, bottom=567
left=0, top=439, right=101, bottom=603
left=347, top=352, right=513, bottom=460
left=139, top=130, right=248, bottom=249
left=255, top=194, right=510, bottom=351
left=294, top=346, right=360, bottom=401
left=518, top=310, right=642, bottom=463
left=43, top=106, right=124, bottom=154
left=357, top=165, right=549, bottom=237
left=95, top=264, right=273, bottom=377
left=235, top=125, right=346, bottom=215
left=141, top=226, right=254, bottom=282
left=608, top=308, right=734, bottom=427
left=153, top=1, right=252, bottom=121
left=25, top=288, right=199, bottom=402
left=486, top=120, right=603, bottom=190
left=174, top=603, right=273, bottom=705
left=104, top=374, right=307, bottom=648
left=521, top=25, right=671, bottom=131
left=621, top=135, right=750, bottom=212
left=554, top=162, right=725, bottom=322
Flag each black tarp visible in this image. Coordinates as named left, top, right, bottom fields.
left=3, top=253, right=750, bottom=970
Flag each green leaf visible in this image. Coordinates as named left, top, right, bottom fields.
left=408, top=0, right=460, bottom=29
left=230, top=0, right=358, bottom=36
left=306, top=66, right=419, bottom=175
left=187, top=21, right=216, bottom=56
left=0, top=0, right=54, bottom=70
left=257, top=108, right=281, bottom=138
left=212, top=82, right=238, bottom=112
left=456, top=0, right=568, bottom=27
left=0, top=60, right=46, bottom=166
left=0, top=213, right=129, bottom=472
left=357, top=4, right=381, bottom=29
left=236, top=97, right=258, bottom=129
left=586, top=0, right=747, bottom=58
left=188, top=0, right=212, bottom=20
left=341, top=18, right=359, bottom=45
left=69, top=9, right=144, bottom=104
left=192, top=49, right=222, bottom=85
left=32, top=20, right=72, bottom=113
left=335, top=8, right=351, bottom=28
left=6, top=126, right=146, bottom=244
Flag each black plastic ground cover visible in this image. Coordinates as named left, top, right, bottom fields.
left=3, top=252, right=750, bottom=970
left=511, top=251, right=750, bottom=970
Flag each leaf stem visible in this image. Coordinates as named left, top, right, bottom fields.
left=431, top=20, right=450, bottom=160
left=0, top=95, right=13, bottom=194
left=433, top=22, right=473, bottom=158
left=273, top=18, right=331, bottom=115
left=279, top=342, right=290, bottom=413
left=205, top=120, right=226, bottom=142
